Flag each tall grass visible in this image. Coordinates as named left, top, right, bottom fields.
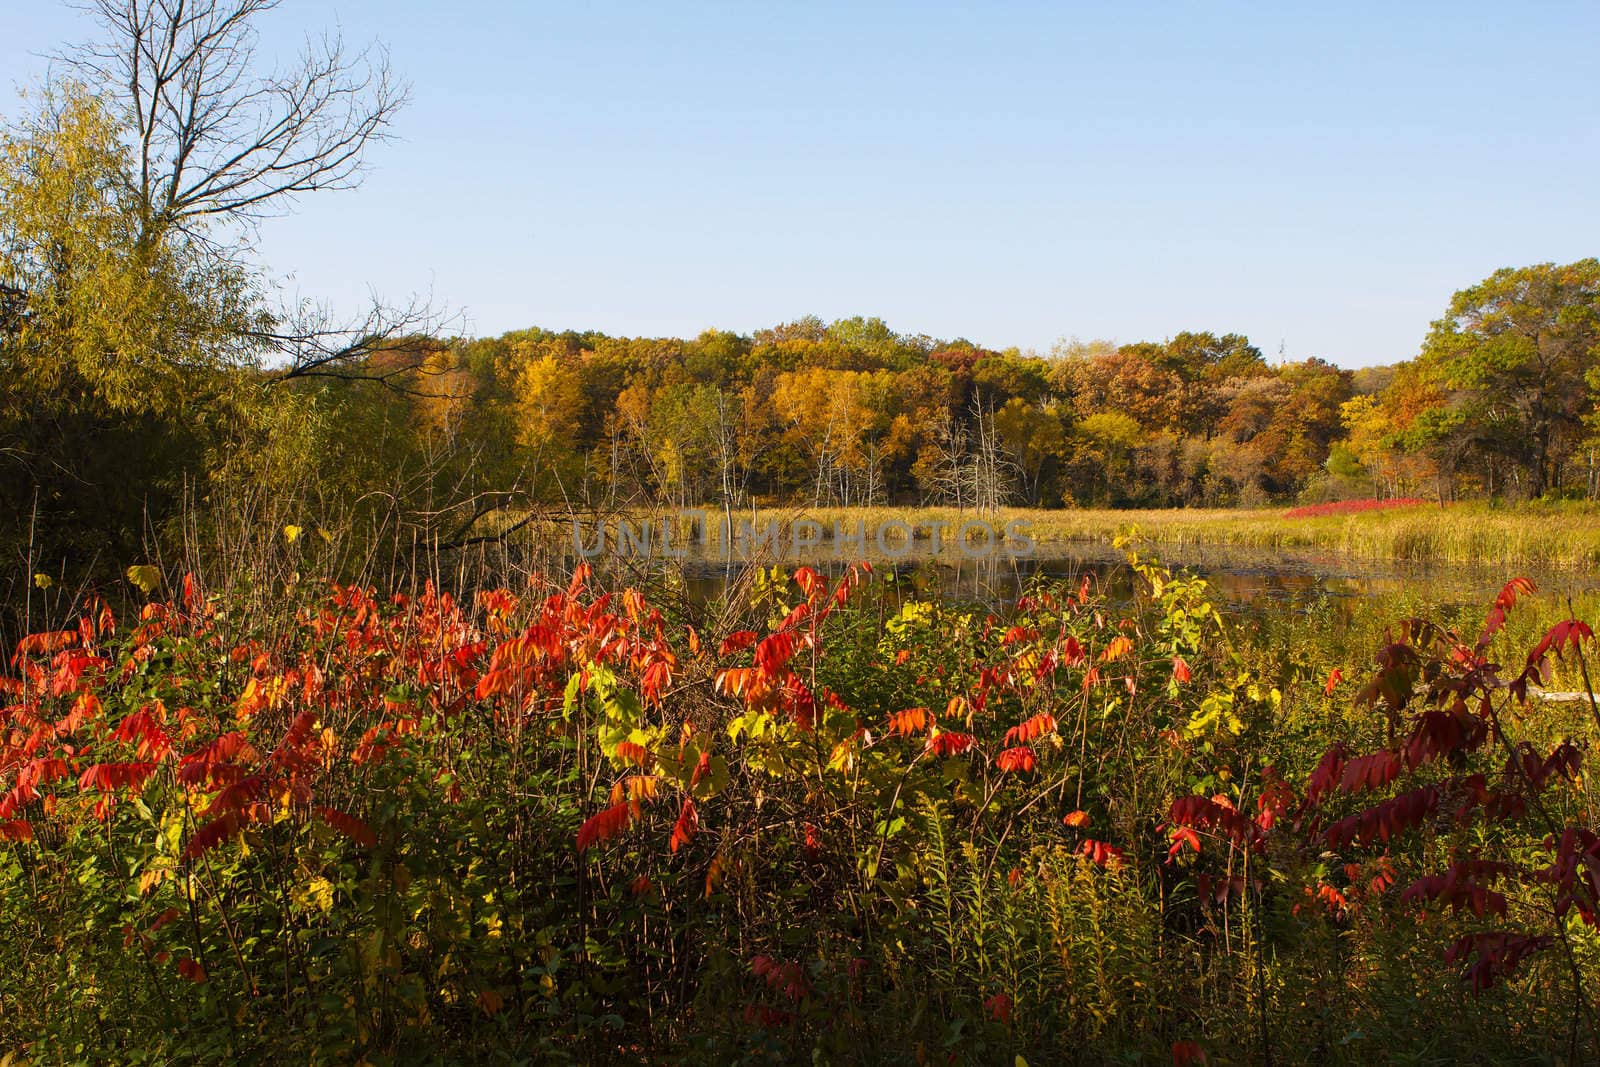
left=786, top=503, right=1600, bottom=569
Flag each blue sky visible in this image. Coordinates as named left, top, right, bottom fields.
left=4, top=1, right=1597, bottom=367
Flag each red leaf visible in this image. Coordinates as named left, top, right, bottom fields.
left=926, top=731, right=974, bottom=757
left=182, top=811, right=243, bottom=861
left=1003, top=712, right=1057, bottom=746
left=78, top=761, right=159, bottom=794
left=1513, top=618, right=1596, bottom=701
left=1479, top=577, right=1535, bottom=648
left=1167, top=826, right=1201, bottom=859
left=984, top=991, right=1013, bottom=1024
left=1080, top=838, right=1125, bottom=868
left=615, top=741, right=653, bottom=767
left=576, top=802, right=633, bottom=852
left=793, top=567, right=826, bottom=601
left=1304, top=745, right=1347, bottom=805
left=670, top=798, right=698, bottom=853
left=316, top=806, right=376, bottom=848
left=1338, top=750, right=1402, bottom=794
left=11, top=629, right=78, bottom=660
left=995, top=747, right=1036, bottom=773
left=889, top=707, right=931, bottom=737
left=754, top=631, right=800, bottom=674
left=718, top=630, right=758, bottom=656
left=1444, top=932, right=1552, bottom=993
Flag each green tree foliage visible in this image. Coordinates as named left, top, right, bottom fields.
left=1415, top=260, right=1600, bottom=497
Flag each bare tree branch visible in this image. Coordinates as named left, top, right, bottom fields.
left=250, top=290, right=466, bottom=394
left=65, top=0, right=409, bottom=236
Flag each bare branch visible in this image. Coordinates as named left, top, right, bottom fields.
left=252, top=291, right=465, bottom=395
left=65, top=0, right=409, bottom=234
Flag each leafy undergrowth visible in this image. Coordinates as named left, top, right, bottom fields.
left=2, top=559, right=1599, bottom=1064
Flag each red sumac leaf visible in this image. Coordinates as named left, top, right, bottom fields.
left=719, top=630, right=758, bottom=656
left=0, top=819, right=33, bottom=842
left=1003, top=712, right=1057, bottom=746
left=670, top=798, right=698, bottom=853
left=926, top=731, right=974, bottom=757
left=576, top=802, right=632, bottom=852
left=984, top=991, right=1013, bottom=1024
left=182, top=811, right=243, bottom=861
left=78, top=761, right=159, bottom=794
left=754, top=631, right=799, bottom=674
left=316, top=806, right=376, bottom=848
left=1080, top=838, right=1124, bottom=868
left=995, top=747, right=1036, bottom=773
left=793, top=567, right=826, bottom=602
left=889, top=707, right=931, bottom=737
left=615, top=741, right=653, bottom=767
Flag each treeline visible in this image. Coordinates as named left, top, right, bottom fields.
left=356, top=323, right=1355, bottom=514
left=344, top=248, right=1600, bottom=520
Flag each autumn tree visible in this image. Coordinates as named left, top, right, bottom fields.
left=994, top=397, right=1067, bottom=505
left=0, top=0, right=412, bottom=576
left=1416, top=260, right=1600, bottom=497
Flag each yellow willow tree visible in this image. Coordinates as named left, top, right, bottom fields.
left=0, top=85, right=267, bottom=566
left=0, top=87, right=257, bottom=414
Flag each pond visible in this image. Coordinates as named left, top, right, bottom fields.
left=611, top=539, right=1599, bottom=620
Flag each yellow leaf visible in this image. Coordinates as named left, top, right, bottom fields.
left=283, top=524, right=303, bottom=544
left=32, top=572, right=52, bottom=590
left=306, top=876, right=335, bottom=912
left=126, top=564, right=161, bottom=595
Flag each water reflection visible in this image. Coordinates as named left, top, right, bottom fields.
left=631, top=541, right=1592, bottom=619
